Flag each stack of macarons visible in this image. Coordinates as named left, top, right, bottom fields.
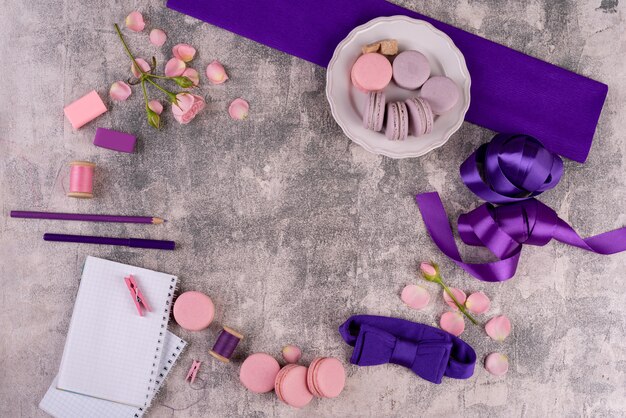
left=239, top=345, right=346, bottom=409
left=351, top=42, right=460, bottom=141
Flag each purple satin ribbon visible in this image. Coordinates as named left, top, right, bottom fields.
left=460, top=133, right=563, bottom=204
left=416, top=134, right=626, bottom=282
left=339, top=315, right=476, bottom=383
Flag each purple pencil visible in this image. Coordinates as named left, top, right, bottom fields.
left=11, top=211, right=165, bottom=224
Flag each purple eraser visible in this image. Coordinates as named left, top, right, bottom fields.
left=93, top=128, right=136, bottom=153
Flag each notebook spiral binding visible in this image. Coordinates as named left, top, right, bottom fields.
left=134, top=336, right=187, bottom=418
left=143, top=277, right=179, bottom=408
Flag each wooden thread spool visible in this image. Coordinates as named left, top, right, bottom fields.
left=209, top=326, right=244, bottom=363
left=68, top=161, right=96, bottom=198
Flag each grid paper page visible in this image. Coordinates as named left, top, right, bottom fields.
left=57, top=256, right=177, bottom=407
left=40, top=331, right=186, bottom=418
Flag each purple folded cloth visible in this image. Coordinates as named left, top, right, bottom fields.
left=166, top=0, right=607, bottom=162
left=339, top=315, right=476, bottom=383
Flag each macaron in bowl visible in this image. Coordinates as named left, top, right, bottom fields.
left=363, top=91, right=386, bottom=132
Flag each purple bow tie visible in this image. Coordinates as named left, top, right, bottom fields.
left=415, top=134, right=626, bottom=282
left=339, top=315, right=476, bottom=384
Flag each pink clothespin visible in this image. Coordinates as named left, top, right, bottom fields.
left=186, top=360, right=201, bottom=384
left=124, top=274, right=151, bottom=316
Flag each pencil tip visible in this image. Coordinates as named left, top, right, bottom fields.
left=153, top=217, right=166, bottom=225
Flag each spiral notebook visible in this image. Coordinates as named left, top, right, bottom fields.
left=40, top=331, right=186, bottom=418
left=56, top=256, right=178, bottom=407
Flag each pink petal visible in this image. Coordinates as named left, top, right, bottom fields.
left=125, top=11, right=145, bottom=32
left=442, top=288, right=467, bottom=310
left=466, top=292, right=491, bottom=314
left=485, top=315, right=511, bottom=341
left=228, top=98, right=249, bottom=120
left=172, top=43, right=196, bottom=62
left=485, top=353, right=509, bottom=376
left=182, top=68, right=199, bottom=86
left=440, top=312, right=465, bottom=336
left=206, top=60, right=229, bottom=84
left=281, top=345, right=302, bottom=363
left=401, top=285, right=430, bottom=310
left=109, top=81, right=131, bottom=101
left=149, top=28, right=167, bottom=46
left=148, top=100, right=163, bottom=115
left=131, top=58, right=150, bottom=78
left=165, top=58, right=186, bottom=77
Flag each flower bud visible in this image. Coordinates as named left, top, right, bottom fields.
left=172, top=76, right=195, bottom=88
left=146, top=108, right=161, bottom=129
left=419, top=262, right=439, bottom=281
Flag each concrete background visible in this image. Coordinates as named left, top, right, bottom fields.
left=1, top=0, right=625, bottom=417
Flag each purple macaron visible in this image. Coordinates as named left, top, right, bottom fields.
left=385, top=101, right=409, bottom=141
left=362, top=91, right=385, bottom=132
left=392, top=50, right=431, bottom=90
left=405, top=97, right=434, bottom=137
left=420, top=76, right=460, bottom=114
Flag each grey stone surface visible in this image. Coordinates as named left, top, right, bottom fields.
left=1, top=0, right=625, bottom=417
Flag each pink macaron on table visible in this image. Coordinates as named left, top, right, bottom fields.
left=326, top=16, right=471, bottom=159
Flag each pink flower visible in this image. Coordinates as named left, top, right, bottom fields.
left=172, top=93, right=205, bottom=124
left=125, top=11, right=145, bottom=32
left=172, top=43, right=196, bottom=62
left=131, top=58, right=150, bottom=78
left=149, top=29, right=167, bottom=46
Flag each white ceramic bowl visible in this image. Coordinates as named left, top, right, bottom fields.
left=326, top=16, right=471, bottom=159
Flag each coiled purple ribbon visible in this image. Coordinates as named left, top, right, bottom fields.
left=416, top=134, right=626, bottom=282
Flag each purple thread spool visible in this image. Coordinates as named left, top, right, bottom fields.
left=209, top=326, right=244, bottom=363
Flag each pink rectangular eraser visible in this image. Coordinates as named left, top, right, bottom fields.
left=63, top=90, right=108, bottom=129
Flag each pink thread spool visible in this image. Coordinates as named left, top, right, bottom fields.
left=68, top=161, right=96, bottom=198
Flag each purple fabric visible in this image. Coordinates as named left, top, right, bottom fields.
left=339, top=315, right=476, bottom=383
left=415, top=134, right=626, bottom=282
left=166, top=0, right=607, bottom=162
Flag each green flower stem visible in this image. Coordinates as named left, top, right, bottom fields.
left=435, top=278, right=478, bottom=325
left=145, top=77, right=178, bottom=103
left=113, top=24, right=145, bottom=77
left=140, top=80, right=147, bottom=104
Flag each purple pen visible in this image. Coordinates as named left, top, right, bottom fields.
left=43, top=233, right=175, bottom=250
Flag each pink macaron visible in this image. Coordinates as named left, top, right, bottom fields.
left=240, top=353, right=281, bottom=393
left=275, top=364, right=313, bottom=408
left=420, top=76, right=460, bottom=115
left=392, top=50, right=431, bottom=90
left=362, top=91, right=386, bottom=132
left=351, top=53, right=392, bottom=92
left=405, top=97, right=434, bottom=137
left=385, top=101, right=409, bottom=141
left=172, top=291, right=215, bottom=331
left=307, top=357, right=346, bottom=399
